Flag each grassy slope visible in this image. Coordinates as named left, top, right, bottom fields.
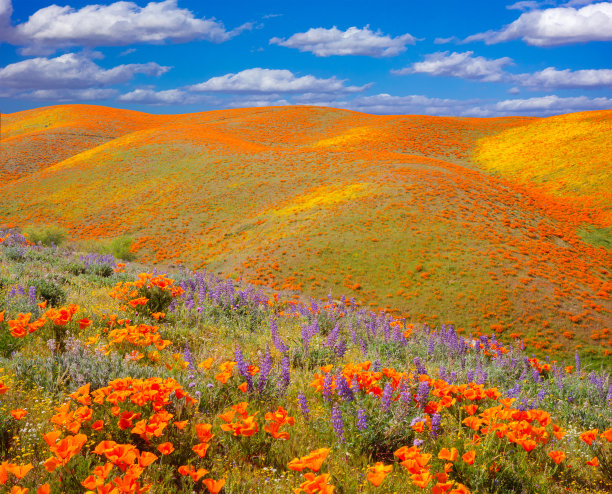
left=1, top=105, right=610, bottom=365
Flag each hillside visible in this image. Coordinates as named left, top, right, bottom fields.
left=1, top=105, right=610, bottom=364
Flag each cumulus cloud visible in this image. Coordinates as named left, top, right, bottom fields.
left=340, top=92, right=612, bottom=117
left=515, top=67, right=612, bottom=88
left=344, top=93, right=476, bottom=116
left=393, top=51, right=513, bottom=82
left=493, top=94, right=612, bottom=112
left=2, top=0, right=250, bottom=55
left=393, top=50, right=612, bottom=89
left=24, top=88, right=118, bottom=101
left=117, top=88, right=202, bottom=105
left=465, top=2, right=612, bottom=46
left=270, top=26, right=415, bottom=57
left=0, top=53, right=169, bottom=90
left=0, top=0, right=11, bottom=29
left=189, top=68, right=370, bottom=94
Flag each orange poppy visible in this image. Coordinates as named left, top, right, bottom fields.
left=77, top=318, right=92, bottom=329
left=438, top=448, right=458, bottom=462
left=6, top=463, right=33, bottom=480
left=462, top=450, right=475, bottom=465
left=203, top=478, right=225, bottom=494
left=580, top=429, right=598, bottom=446
left=10, top=409, right=27, bottom=420
left=36, top=484, right=50, bottom=494
left=548, top=451, right=566, bottom=464
left=192, top=443, right=210, bottom=458
left=367, top=462, right=392, bottom=487
left=586, top=457, right=599, bottom=467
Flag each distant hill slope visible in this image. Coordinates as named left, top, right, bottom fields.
left=1, top=105, right=610, bottom=362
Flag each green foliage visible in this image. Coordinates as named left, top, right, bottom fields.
left=577, top=225, right=612, bottom=249
left=0, top=322, right=25, bottom=358
left=23, top=224, right=67, bottom=247
left=32, top=277, right=67, bottom=307
left=103, top=235, right=136, bottom=261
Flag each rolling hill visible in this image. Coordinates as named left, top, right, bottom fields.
left=1, top=104, right=610, bottom=363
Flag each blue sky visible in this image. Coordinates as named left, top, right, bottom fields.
left=1, top=0, right=611, bottom=116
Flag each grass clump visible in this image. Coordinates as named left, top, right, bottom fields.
left=23, top=225, right=67, bottom=247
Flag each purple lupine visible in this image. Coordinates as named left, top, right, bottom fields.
left=373, top=359, right=381, bottom=372
left=466, top=369, right=475, bottom=383
left=322, top=373, right=334, bottom=402
left=477, top=371, right=487, bottom=385
left=258, top=348, right=273, bottom=394
left=326, top=323, right=341, bottom=348
left=413, top=438, right=423, bottom=448
left=270, top=318, right=288, bottom=353
left=431, top=412, right=441, bottom=437
left=28, top=286, right=36, bottom=304
left=400, top=381, right=412, bottom=405
left=301, top=324, right=312, bottom=351
left=235, top=346, right=253, bottom=393
left=349, top=321, right=357, bottom=346
left=334, top=339, right=347, bottom=358
left=359, top=338, right=368, bottom=356
left=381, top=382, right=393, bottom=412
left=297, top=392, right=310, bottom=421
left=356, top=408, right=368, bottom=431
left=331, top=406, right=346, bottom=443
left=414, top=357, right=427, bottom=376
left=416, top=381, right=430, bottom=408
left=336, top=373, right=354, bottom=402
left=427, top=335, right=435, bottom=356
left=278, top=356, right=290, bottom=394
left=575, top=351, right=581, bottom=373
left=351, top=377, right=360, bottom=396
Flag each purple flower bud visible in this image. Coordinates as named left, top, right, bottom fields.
left=381, top=382, right=393, bottom=412
left=356, top=408, right=368, bottom=431
left=431, top=412, right=441, bottom=437
left=278, top=356, right=290, bottom=394
left=331, top=406, right=345, bottom=443
left=336, top=373, right=354, bottom=402
left=258, top=348, right=273, bottom=394
left=270, top=318, right=288, bottom=353
left=298, top=392, right=310, bottom=421
left=322, top=373, right=334, bottom=402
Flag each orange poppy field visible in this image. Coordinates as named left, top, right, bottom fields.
left=1, top=105, right=610, bottom=363
left=0, top=104, right=610, bottom=493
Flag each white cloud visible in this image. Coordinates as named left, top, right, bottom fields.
left=225, top=96, right=291, bottom=108
left=0, top=0, right=11, bottom=29
left=189, top=68, right=370, bottom=94
left=466, top=2, right=612, bottom=46
left=339, top=92, right=611, bottom=117
left=433, top=36, right=459, bottom=44
left=515, top=67, right=612, bottom=88
left=493, top=94, right=612, bottom=112
left=270, top=26, right=415, bottom=57
left=506, top=1, right=554, bottom=11
left=344, top=93, right=476, bottom=116
left=23, top=88, right=118, bottom=101
left=2, top=0, right=249, bottom=55
left=117, top=87, right=213, bottom=105
left=393, top=50, right=612, bottom=90
left=393, top=51, right=513, bottom=82
left=466, top=95, right=612, bottom=116
left=0, top=53, right=169, bottom=91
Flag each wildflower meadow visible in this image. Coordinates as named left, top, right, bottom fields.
left=0, top=227, right=610, bottom=493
